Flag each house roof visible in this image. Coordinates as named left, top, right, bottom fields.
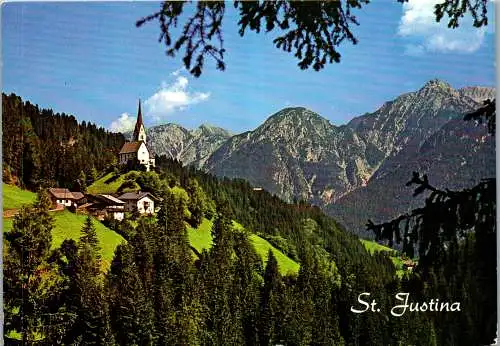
left=118, top=191, right=158, bottom=201
left=71, top=192, right=85, bottom=200
left=87, top=194, right=125, bottom=205
left=77, top=202, right=94, bottom=209
left=119, top=141, right=143, bottom=154
left=49, top=188, right=76, bottom=199
left=99, top=194, right=125, bottom=204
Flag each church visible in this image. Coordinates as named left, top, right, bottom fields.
left=118, top=100, right=155, bottom=171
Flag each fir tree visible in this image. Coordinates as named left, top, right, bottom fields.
left=78, top=170, right=87, bottom=192
left=63, top=215, right=110, bottom=344
left=232, top=231, right=262, bottom=345
left=107, top=244, right=155, bottom=345
left=3, top=204, right=60, bottom=343
left=259, top=250, right=281, bottom=346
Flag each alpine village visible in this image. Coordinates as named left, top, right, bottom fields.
left=2, top=3, right=497, bottom=346
left=3, top=78, right=496, bottom=345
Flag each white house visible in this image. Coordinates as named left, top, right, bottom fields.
left=118, top=100, right=155, bottom=171
left=48, top=188, right=84, bottom=208
left=118, top=191, right=158, bottom=215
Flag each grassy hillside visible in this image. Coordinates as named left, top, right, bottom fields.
left=187, top=218, right=213, bottom=252
left=3, top=183, right=37, bottom=209
left=3, top=211, right=125, bottom=270
left=5, top=179, right=298, bottom=274
left=248, top=234, right=300, bottom=275
left=360, top=239, right=404, bottom=275
left=360, top=239, right=397, bottom=254
left=187, top=218, right=300, bottom=275
left=87, top=171, right=140, bottom=194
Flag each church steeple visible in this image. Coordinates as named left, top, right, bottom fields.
left=133, top=99, right=146, bottom=142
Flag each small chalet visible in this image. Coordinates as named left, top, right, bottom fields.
left=118, top=100, right=155, bottom=171
left=86, top=194, right=125, bottom=221
left=402, top=259, right=417, bottom=272
left=49, top=188, right=85, bottom=208
left=118, top=191, right=158, bottom=215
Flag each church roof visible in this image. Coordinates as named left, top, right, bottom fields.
left=119, top=141, right=144, bottom=154
left=133, top=99, right=144, bottom=140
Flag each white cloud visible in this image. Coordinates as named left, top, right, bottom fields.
left=145, top=74, right=210, bottom=122
left=109, top=112, right=135, bottom=133
left=398, top=0, right=487, bottom=54
left=170, top=67, right=184, bottom=77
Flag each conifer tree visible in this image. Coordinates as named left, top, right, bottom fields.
left=199, top=201, right=244, bottom=345
left=130, top=219, right=155, bottom=294
left=186, top=178, right=205, bottom=227
left=259, top=250, right=281, bottom=346
left=63, top=215, right=112, bottom=344
left=290, top=249, right=314, bottom=345
left=107, top=244, right=155, bottom=345
left=78, top=170, right=87, bottom=192
left=3, top=202, right=59, bottom=343
left=80, top=215, right=101, bottom=269
left=232, top=231, right=262, bottom=345
left=2, top=189, right=77, bottom=343
left=153, top=193, right=201, bottom=344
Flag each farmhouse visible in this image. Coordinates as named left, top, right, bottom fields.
left=403, top=259, right=417, bottom=271
left=49, top=188, right=85, bottom=208
left=118, top=191, right=158, bottom=215
left=118, top=100, right=155, bottom=171
left=86, top=194, right=125, bottom=221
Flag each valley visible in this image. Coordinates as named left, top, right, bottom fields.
left=2, top=79, right=494, bottom=345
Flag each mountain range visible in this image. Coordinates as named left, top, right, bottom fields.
left=144, top=79, right=495, bottom=236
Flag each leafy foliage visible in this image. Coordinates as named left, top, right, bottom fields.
left=137, top=1, right=369, bottom=77
left=464, top=98, right=495, bottom=135
left=434, top=0, right=489, bottom=28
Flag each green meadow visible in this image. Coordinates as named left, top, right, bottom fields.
left=3, top=183, right=37, bottom=210
left=187, top=218, right=300, bottom=275
left=360, top=239, right=404, bottom=276
left=87, top=171, right=141, bottom=194
left=5, top=180, right=302, bottom=276
left=3, top=210, right=125, bottom=270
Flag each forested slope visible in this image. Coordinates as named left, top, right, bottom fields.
left=2, top=93, right=124, bottom=189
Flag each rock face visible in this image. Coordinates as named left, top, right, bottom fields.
left=204, top=107, right=380, bottom=204
left=146, top=124, right=232, bottom=168
left=147, top=79, right=495, bottom=235
left=329, top=80, right=495, bottom=235
left=458, top=86, right=496, bottom=103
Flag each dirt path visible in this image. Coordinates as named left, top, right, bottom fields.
left=3, top=204, right=65, bottom=218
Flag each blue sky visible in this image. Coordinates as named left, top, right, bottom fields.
left=2, top=1, right=495, bottom=133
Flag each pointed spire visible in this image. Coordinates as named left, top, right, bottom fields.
left=133, top=99, right=145, bottom=141
left=137, top=99, right=143, bottom=123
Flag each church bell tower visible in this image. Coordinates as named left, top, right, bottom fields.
left=133, top=99, right=147, bottom=142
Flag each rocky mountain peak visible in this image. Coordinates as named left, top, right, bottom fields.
left=262, top=107, right=331, bottom=129
left=145, top=79, right=493, bottom=236
left=417, top=78, right=459, bottom=97
left=420, top=78, right=454, bottom=92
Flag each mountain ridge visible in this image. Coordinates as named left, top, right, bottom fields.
left=142, top=80, right=495, bottom=235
